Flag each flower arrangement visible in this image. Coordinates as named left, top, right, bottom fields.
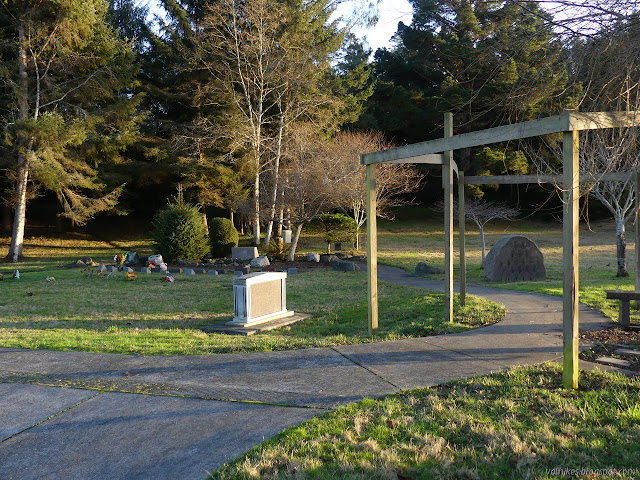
left=161, top=274, right=175, bottom=283
left=149, top=261, right=168, bottom=272
left=114, top=254, right=125, bottom=266
left=125, top=272, right=138, bottom=281
left=46, top=276, right=56, bottom=282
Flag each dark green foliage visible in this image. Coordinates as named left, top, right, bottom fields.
left=152, top=203, right=210, bottom=262
left=316, top=213, right=356, bottom=251
left=209, top=217, right=239, bottom=258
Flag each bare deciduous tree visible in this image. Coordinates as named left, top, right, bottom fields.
left=463, top=199, right=519, bottom=268
left=526, top=17, right=640, bottom=276
left=331, top=131, right=425, bottom=251
left=280, top=124, right=350, bottom=261
left=436, top=198, right=519, bottom=268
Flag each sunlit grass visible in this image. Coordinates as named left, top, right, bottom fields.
left=212, top=363, right=640, bottom=479
left=0, top=266, right=504, bottom=355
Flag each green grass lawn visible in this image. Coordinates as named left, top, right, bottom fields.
left=0, top=257, right=503, bottom=355
left=376, top=210, right=637, bottom=322
left=211, top=363, right=640, bottom=480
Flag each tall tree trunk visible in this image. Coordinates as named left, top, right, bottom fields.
left=252, top=171, right=260, bottom=246
left=478, top=222, right=486, bottom=268
left=276, top=206, right=284, bottom=237
left=264, top=114, right=284, bottom=246
left=202, top=212, right=209, bottom=237
left=7, top=155, right=28, bottom=262
left=7, top=23, right=30, bottom=262
left=616, top=217, right=628, bottom=277
left=287, top=223, right=304, bottom=261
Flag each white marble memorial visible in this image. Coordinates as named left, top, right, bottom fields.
left=232, top=272, right=294, bottom=325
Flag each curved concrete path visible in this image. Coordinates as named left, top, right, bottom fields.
left=0, top=265, right=613, bottom=480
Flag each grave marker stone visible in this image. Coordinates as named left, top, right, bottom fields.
left=231, top=272, right=294, bottom=325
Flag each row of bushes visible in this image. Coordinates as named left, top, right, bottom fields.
left=151, top=202, right=359, bottom=262
left=151, top=203, right=238, bottom=262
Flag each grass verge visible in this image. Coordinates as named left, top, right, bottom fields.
left=0, top=268, right=504, bottom=355
left=211, top=363, right=640, bottom=480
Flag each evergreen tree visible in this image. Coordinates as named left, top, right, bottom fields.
left=358, top=0, right=573, bottom=183
left=0, top=0, right=138, bottom=261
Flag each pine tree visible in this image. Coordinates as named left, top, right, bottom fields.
left=0, top=0, right=138, bottom=261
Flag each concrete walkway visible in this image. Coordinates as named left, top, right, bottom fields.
left=0, top=265, right=613, bottom=480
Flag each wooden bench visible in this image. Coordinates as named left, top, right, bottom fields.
left=605, top=290, right=640, bottom=327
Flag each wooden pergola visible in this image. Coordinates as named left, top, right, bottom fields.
left=361, top=110, right=640, bottom=389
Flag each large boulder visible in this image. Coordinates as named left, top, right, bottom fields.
left=484, top=235, right=545, bottom=282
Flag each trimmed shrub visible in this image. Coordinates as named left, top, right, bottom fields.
left=209, top=217, right=239, bottom=258
left=151, top=203, right=210, bottom=262
left=315, top=213, right=357, bottom=252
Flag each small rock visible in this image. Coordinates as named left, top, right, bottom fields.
left=415, top=262, right=444, bottom=275
left=80, top=257, right=99, bottom=267
left=320, top=254, right=339, bottom=264
left=332, top=261, right=361, bottom=272
left=64, top=260, right=86, bottom=269
left=250, top=256, right=270, bottom=267
left=307, top=253, right=320, bottom=262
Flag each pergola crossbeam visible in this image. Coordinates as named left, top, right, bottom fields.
left=361, top=110, right=640, bottom=166
left=464, top=172, right=633, bottom=185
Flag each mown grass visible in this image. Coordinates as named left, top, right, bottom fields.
left=0, top=260, right=503, bottom=355
left=375, top=210, right=637, bottom=323
left=211, top=363, right=640, bottom=480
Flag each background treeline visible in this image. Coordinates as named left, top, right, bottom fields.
left=1, top=0, right=639, bottom=258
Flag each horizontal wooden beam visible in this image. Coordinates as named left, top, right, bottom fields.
left=383, top=153, right=444, bottom=165
left=464, top=172, right=634, bottom=185
left=361, top=111, right=640, bottom=165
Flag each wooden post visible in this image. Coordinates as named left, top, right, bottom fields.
left=459, top=171, right=466, bottom=306
left=562, top=130, right=580, bottom=389
left=366, top=161, right=378, bottom=335
left=635, top=172, right=640, bottom=300
left=444, top=113, right=454, bottom=322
